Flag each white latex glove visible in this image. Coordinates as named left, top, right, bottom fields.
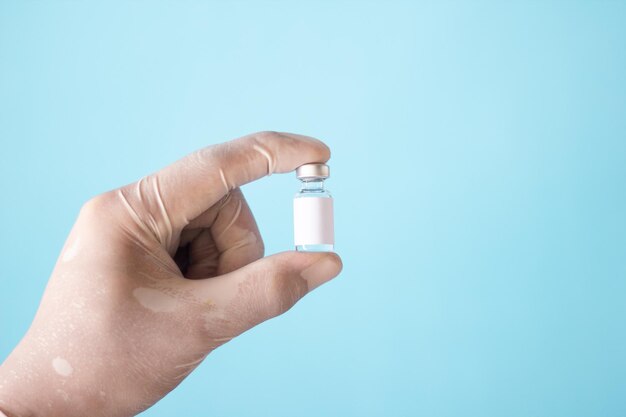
left=0, top=131, right=342, bottom=417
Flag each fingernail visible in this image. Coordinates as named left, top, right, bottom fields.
left=301, top=255, right=342, bottom=291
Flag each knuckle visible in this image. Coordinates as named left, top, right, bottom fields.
left=251, top=130, right=283, bottom=145
left=79, top=191, right=116, bottom=218
left=255, top=130, right=280, bottom=139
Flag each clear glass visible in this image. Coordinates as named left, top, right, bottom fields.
left=294, top=178, right=334, bottom=252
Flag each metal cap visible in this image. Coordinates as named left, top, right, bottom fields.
left=296, top=163, right=330, bottom=180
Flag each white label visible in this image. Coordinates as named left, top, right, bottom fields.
left=293, top=197, right=334, bottom=246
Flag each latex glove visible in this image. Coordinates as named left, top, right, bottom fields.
left=0, top=131, right=342, bottom=417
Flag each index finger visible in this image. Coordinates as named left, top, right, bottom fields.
left=150, top=131, right=330, bottom=230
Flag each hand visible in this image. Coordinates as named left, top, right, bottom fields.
left=0, top=131, right=342, bottom=417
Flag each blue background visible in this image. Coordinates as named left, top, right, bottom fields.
left=1, top=1, right=625, bottom=416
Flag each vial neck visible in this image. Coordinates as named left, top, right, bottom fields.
left=300, top=179, right=325, bottom=192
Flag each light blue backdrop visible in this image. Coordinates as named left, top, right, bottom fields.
left=1, top=1, right=625, bottom=416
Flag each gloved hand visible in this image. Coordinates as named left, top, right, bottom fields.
left=0, top=131, right=342, bottom=417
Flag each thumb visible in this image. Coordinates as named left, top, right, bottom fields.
left=199, top=251, right=343, bottom=337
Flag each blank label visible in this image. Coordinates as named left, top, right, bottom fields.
left=293, top=197, right=334, bottom=245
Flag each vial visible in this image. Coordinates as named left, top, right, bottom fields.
left=293, top=163, right=334, bottom=252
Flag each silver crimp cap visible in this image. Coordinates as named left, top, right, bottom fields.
left=296, top=163, right=330, bottom=180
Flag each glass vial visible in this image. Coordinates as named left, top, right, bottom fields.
left=293, top=163, right=334, bottom=252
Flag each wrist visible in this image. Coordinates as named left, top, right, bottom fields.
left=1, top=348, right=85, bottom=417
left=0, top=381, right=40, bottom=417
left=0, top=396, right=36, bottom=417
left=0, top=365, right=100, bottom=417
